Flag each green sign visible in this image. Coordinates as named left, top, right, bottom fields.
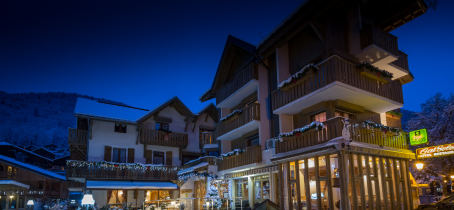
left=409, top=129, right=428, bottom=146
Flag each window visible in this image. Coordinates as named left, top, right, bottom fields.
left=247, top=135, right=260, bottom=147
left=112, top=148, right=126, bottom=163
left=335, top=110, right=353, bottom=119
left=311, top=112, right=326, bottom=122
left=115, top=123, right=127, bottom=133
left=153, top=151, right=164, bottom=165
left=155, top=122, right=169, bottom=131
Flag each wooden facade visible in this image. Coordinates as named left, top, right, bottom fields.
left=68, top=128, right=88, bottom=161
left=199, top=132, right=215, bottom=149
left=360, top=24, right=399, bottom=56
left=271, top=56, right=404, bottom=111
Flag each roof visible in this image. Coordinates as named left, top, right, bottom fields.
left=74, top=97, right=149, bottom=123
left=0, top=142, right=53, bottom=161
left=33, top=147, right=57, bottom=155
left=0, top=154, right=66, bottom=181
left=0, top=180, right=30, bottom=189
left=177, top=162, right=209, bottom=175
left=86, top=181, right=178, bottom=190
left=195, top=103, right=219, bottom=123
left=136, top=96, right=194, bottom=123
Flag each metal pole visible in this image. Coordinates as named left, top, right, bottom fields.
left=241, top=198, right=243, bottom=210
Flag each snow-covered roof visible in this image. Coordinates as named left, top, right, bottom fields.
left=0, top=142, right=53, bottom=161
left=0, top=154, right=66, bottom=180
left=177, top=162, right=209, bottom=175
left=75, top=97, right=149, bottom=123
left=0, top=180, right=30, bottom=189
left=86, top=181, right=177, bottom=189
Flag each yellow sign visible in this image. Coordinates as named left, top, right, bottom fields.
left=181, top=189, right=192, bottom=194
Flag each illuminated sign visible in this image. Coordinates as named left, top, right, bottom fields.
left=416, top=143, right=454, bottom=159
left=409, top=129, right=428, bottom=146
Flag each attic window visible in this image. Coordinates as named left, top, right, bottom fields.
left=115, top=123, right=127, bottom=133
left=156, top=122, right=169, bottom=131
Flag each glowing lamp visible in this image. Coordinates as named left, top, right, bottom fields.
left=415, top=162, right=424, bottom=170
left=451, top=175, right=454, bottom=179
left=171, top=201, right=175, bottom=206
left=81, top=194, right=95, bottom=205
left=206, top=201, right=210, bottom=208
left=27, top=200, right=34, bottom=205
left=10, top=195, right=13, bottom=198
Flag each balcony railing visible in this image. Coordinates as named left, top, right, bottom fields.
left=68, top=128, right=88, bottom=144
left=275, top=117, right=408, bottom=154
left=183, top=156, right=217, bottom=169
left=360, top=24, right=398, bottom=56
left=0, top=171, right=16, bottom=180
left=217, top=145, right=262, bottom=171
left=200, top=132, right=215, bottom=149
left=140, top=129, right=188, bottom=147
left=391, top=50, right=409, bottom=71
left=216, top=63, right=258, bottom=105
left=271, top=56, right=404, bottom=111
left=66, top=161, right=181, bottom=180
left=216, top=103, right=260, bottom=138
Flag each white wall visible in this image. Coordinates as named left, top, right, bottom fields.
left=88, top=120, right=145, bottom=163
left=92, top=190, right=108, bottom=208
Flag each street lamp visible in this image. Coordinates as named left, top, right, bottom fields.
left=416, top=162, right=424, bottom=170
left=27, top=200, right=34, bottom=210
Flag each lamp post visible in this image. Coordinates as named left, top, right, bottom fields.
left=81, top=194, right=95, bottom=210
left=416, top=162, right=424, bottom=171
left=27, top=199, right=34, bottom=210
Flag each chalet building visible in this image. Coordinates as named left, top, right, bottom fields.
left=33, top=148, right=57, bottom=160
left=0, top=142, right=53, bottom=169
left=0, top=154, right=68, bottom=210
left=195, top=0, right=427, bottom=209
left=66, top=97, right=218, bottom=208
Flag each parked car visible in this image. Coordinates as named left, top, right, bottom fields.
left=417, top=195, right=454, bottom=210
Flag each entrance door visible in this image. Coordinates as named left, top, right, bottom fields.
left=194, top=180, right=206, bottom=210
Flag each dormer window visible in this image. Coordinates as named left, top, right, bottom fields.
left=115, top=123, right=127, bottom=133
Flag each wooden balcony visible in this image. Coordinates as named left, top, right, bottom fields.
left=183, top=156, right=217, bottom=169
left=68, top=128, right=88, bottom=144
left=66, top=161, right=181, bottom=180
left=140, top=129, right=188, bottom=148
left=216, top=63, right=258, bottom=107
left=391, top=51, right=409, bottom=71
left=275, top=117, right=408, bottom=155
left=360, top=24, right=398, bottom=56
left=200, top=132, right=216, bottom=149
left=216, top=103, right=260, bottom=140
left=217, top=145, right=262, bottom=171
left=271, top=56, right=404, bottom=114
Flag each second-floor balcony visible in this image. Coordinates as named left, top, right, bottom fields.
left=271, top=55, right=403, bottom=115
left=66, top=161, right=181, bottom=180
left=140, top=129, right=188, bottom=148
left=200, top=132, right=217, bottom=149
left=68, top=128, right=88, bottom=144
left=216, top=63, right=258, bottom=108
left=216, top=103, right=260, bottom=140
left=217, top=145, right=262, bottom=172
left=274, top=117, right=408, bottom=155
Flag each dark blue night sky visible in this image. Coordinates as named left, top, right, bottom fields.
left=0, top=0, right=452, bottom=112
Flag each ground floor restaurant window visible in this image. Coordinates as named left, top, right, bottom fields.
left=253, top=175, right=270, bottom=204
left=281, top=153, right=412, bottom=210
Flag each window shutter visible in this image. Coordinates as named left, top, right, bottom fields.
left=165, top=151, right=172, bottom=166
left=146, top=150, right=153, bottom=164
left=104, top=146, right=112, bottom=161
left=128, top=148, right=135, bottom=163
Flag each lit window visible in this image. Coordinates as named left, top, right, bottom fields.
left=311, top=112, right=326, bottom=122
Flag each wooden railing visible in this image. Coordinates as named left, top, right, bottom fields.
left=275, top=117, right=408, bottom=154
left=200, top=132, right=215, bottom=148
left=271, top=56, right=404, bottom=111
left=360, top=24, right=398, bottom=56
left=68, top=128, right=88, bottom=143
left=66, top=161, right=181, bottom=180
left=183, top=156, right=217, bottom=169
left=216, top=63, right=258, bottom=105
left=68, top=180, right=85, bottom=188
left=0, top=171, right=16, bottom=180
left=391, top=50, right=409, bottom=71
left=140, top=129, right=188, bottom=147
left=217, top=145, right=262, bottom=171
left=216, top=103, right=260, bottom=138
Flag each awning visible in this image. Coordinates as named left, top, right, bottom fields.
left=86, top=181, right=178, bottom=190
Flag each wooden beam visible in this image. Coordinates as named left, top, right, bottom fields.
left=310, top=22, right=324, bottom=43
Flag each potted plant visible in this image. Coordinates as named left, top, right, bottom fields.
left=356, top=62, right=393, bottom=84
left=279, top=63, right=318, bottom=92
